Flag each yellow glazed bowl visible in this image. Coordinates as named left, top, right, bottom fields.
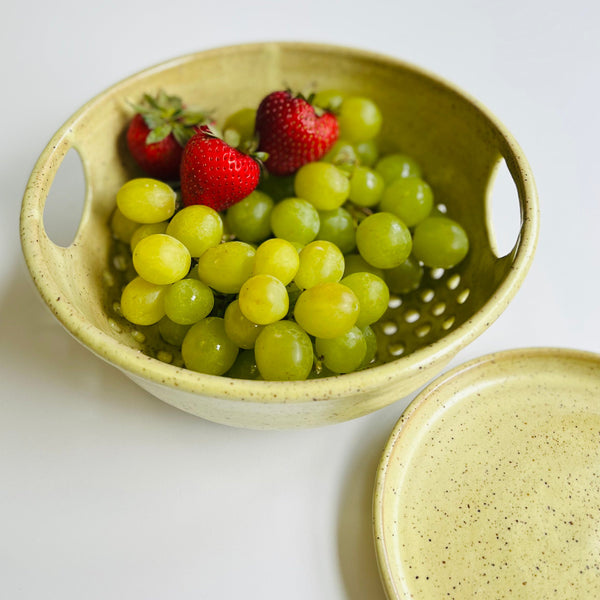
left=20, top=42, right=539, bottom=429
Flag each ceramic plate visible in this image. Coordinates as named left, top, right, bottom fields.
left=374, top=347, right=600, bottom=599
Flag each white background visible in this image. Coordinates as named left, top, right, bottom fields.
left=2, top=1, right=599, bottom=598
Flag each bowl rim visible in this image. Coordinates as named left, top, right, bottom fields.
left=20, top=41, right=540, bottom=404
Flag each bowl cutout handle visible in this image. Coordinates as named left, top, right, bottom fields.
left=41, top=145, right=87, bottom=248
left=484, top=155, right=523, bottom=259
left=21, top=125, right=91, bottom=265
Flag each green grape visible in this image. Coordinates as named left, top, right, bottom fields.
left=341, top=272, right=390, bottom=328
left=343, top=253, right=385, bottom=279
left=375, top=153, right=422, bottom=184
left=225, top=190, right=274, bottom=243
left=378, top=177, right=433, bottom=227
left=225, top=349, right=261, bottom=380
left=315, top=326, right=367, bottom=374
left=196, top=241, right=255, bottom=294
left=412, top=216, right=470, bottom=269
left=223, top=299, right=264, bottom=349
left=120, top=276, right=167, bottom=326
left=258, top=173, right=296, bottom=201
left=322, top=140, right=358, bottom=171
left=385, top=255, right=424, bottom=294
left=254, top=320, right=314, bottom=381
left=165, top=204, right=223, bottom=258
left=253, top=238, right=300, bottom=285
left=293, top=162, right=350, bottom=210
left=360, top=325, right=378, bottom=368
left=316, top=206, right=356, bottom=254
left=130, top=221, right=168, bottom=251
left=181, top=317, right=239, bottom=376
left=238, top=274, right=289, bottom=325
left=110, top=207, right=140, bottom=243
left=158, top=316, right=191, bottom=347
left=294, top=282, right=359, bottom=339
left=289, top=240, right=305, bottom=253
left=164, top=278, right=214, bottom=325
left=270, top=197, right=320, bottom=244
left=223, top=107, right=256, bottom=148
left=337, top=96, right=382, bottom=142
left=116, top=178, right=176, bottom=224
left=294, top=240, right=345, bottom=290
left=313, top=88, right=346, bottom=111
left=356, top=212, right=412, bottom=269
left=354, top=139, right=379, bottom=167
left=349, top=166, right=385, bottom=207
left=132, top=233, right=191, bottom=285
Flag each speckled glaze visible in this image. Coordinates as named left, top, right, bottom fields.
left=374, top=347, right=600, bottom=599
left=20, top=42, right=538, bottom=429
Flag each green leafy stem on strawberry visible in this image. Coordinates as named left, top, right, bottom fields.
left=126, top=90, right=211, bottom=181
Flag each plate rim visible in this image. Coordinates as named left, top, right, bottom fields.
left=372, top=345, right=600, bottom=599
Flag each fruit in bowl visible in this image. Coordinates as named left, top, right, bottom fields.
left=20, top=43, right=538, bottom=428
left=110, top=84, right=471, bottom=383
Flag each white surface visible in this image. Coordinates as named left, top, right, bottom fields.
left=2, top=1, right=599, bottom=598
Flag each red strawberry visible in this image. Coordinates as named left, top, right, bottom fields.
left=254, top=90, right=339, bottom=175
left=180, top=129, right=262, bottom=211
left=126, top=91, right=209, bottom=181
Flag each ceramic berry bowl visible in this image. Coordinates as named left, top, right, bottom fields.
left=20, top=42, right=538, bottom=429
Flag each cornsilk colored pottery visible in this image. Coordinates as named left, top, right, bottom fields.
left=20, top=42, right=538, bottom=429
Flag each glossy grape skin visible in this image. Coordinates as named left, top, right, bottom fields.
left=359, top=325, right=378, bottom=369
left=254, top=320, right=314, bottom=381
left=158, top=316, right=191, bottom=347
left=252, top=238, right=300, bottom=285
left=110, top=208, right=140, bottom=243
left=294, top=240, right=345, bottom=289
left=315, top=326, right=367, bottom=374
left=116, top=178, right=176, bottom=224
left=225, top=349, right=261, bottom=380
left=223, top=299, right=264, bottom=349
left=322, top=140, right=358, bottom=170
left=270, top=197, right=320, bottom=245
left=337, top=97, right=383, bottom=142
left=349, top=166, right=385, bottom=207
left=293, top=162, right=350, bottom=211
left=163, top=278, right=214, bottom=325
left=225, top=190, right=274, bottom=243
left=355, top=212, right=412, bottom=269
left=316, top=206, right=356, bottom=254
left=412, top=216, right=470, bottom=269
left=238, top=274, right=289, bottom=325
left=378, top=177, right=434, bottom=227
left=165, top=204, right=223, bottom=258
left=343, top=253, right=385, bottom=279
left=132, top=233, right=191, bottom=285
left=130, top=221, right=168, bottom=251
left=181, top=317, right=239, bottom=376
left=341, top=271, right=390, bottom=328
left=223, top=107, right=256, bottom=147
left=196, top=241, right=256, bottom=294
left=120, top=276, right=167, bottom=326
left=313, top=89, right=346, bottom=111
left=354, top=140, right=379, bottom=167
left=375, top=153, right=422, bottom=184
left=294, top=282, right=359, bottom=339
left=384, top=255, right=424, bottom=294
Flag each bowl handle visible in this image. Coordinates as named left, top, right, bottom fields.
left=20, top=124, right=89, bottom=268
left=485, top=136, right=539, bottom=264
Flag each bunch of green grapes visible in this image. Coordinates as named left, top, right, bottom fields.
left=109, top=91, right=469, bottom=381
